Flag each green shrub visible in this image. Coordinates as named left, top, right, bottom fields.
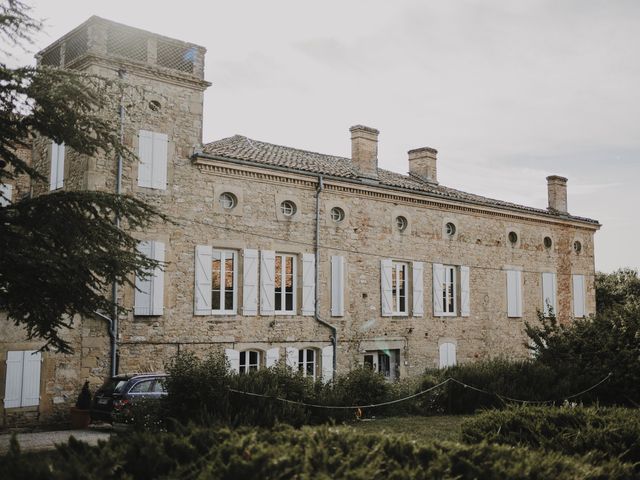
left=461, top=406, right=640, bottom=470
left=2, top=424, right=635, bottom=479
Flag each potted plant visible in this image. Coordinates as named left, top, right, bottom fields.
left=70, top=381, right=92, bottom=429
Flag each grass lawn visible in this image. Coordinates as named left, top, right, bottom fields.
left=338, top=415, right=469, bottom=443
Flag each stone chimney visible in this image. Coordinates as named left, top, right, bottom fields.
left=547, top=175, right=568, bottom=213
left=350, top=125, right=379, bottom=180
left=408, top=147, right=438, bottom=184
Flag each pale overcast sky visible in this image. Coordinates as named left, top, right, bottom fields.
left=19, top=0, right=640, bottom=272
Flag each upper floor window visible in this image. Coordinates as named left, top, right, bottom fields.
left=239, top=350, right=261, bottom=373
left=50, top=141, right=65, bottom=191
left=219, top=192, right=237, bottom=210
left=137, top=130, right=168, bottom=190
left=445, top=222, right=456, bottom=237
left=442, top=265, right=457, bottom=315
left=396, top=216, right=408, bottom=232
left=275, top=253, right=296, bottom=313
left=298, top=348, right=316, bottom=379
left=212, top=249, right=237, bottom=314
left=433, top=264, right=470, bottom=317
left=330, top=207, right=345, bottom=223
left=391, top=262, right=408, bottom=315
left=573, top=241, right=582, bottom=254
left=280, top=200, right=297, bottom=217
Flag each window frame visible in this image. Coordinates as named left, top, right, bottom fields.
left=239, top=350, right=261, bottom=374
left=274, top=253, right=297, bottom=314
left=441, top=265, right=457, bottom=316
left=391, top=261, right=409, bottom=316
left=298, top=348, right=316, bottom=380
left=211, top=249, right=238, bottom=315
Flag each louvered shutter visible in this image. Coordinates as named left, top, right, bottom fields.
left=0, top=184, right=12, bottom=207
left=4, top=351, right=24, bottom=408
left=331, top=256, right=344, bottom=317
left=21, top=351, right=41, bottom=407
left=321, top=346, right=334, bottom=383
left=573, top=274, right=585, bottom=318
left=242, top=249, right=259, bottom=315
left=225, top=349, right=240, bottom=374
left=137, top=130, right=153, bottom=188
left=151, top=132, right=168, bottom=190
left=381, top=259, right=393, bottom=316
left=260, top=250, right=275, bottom=315
left=194, top=245, right=212, bottom=315
left=460, top=266, right=470, bottom=317
left=301, top=253, right=315, bottom=316
left=433, top=263, right=445, bottom=316
left=507, top=270, right=523, bottom=318
left=542, top=272, right=557, bottom=316
left=266, top=348, right=280, bottom=368
left=412, top=262, right=424, bottom=317
left=134, top=241, right=153, bottom=315
left=285, top=347, right=298, bottom=370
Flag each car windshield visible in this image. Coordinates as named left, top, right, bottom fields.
left=100, top=378, right=129, bottom=395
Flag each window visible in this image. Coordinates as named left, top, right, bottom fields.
left=391, top=262, right=408, bottom=315
left=445, top=222, right=456, bottom=237
left=573, top=241, right=582, bottom=254
left=432, top=264, right=470, bottom=317
left=137, top=130, right=168, bottom=190
left=508, top=231, right=518, bottom=245
left=442, top=266, right=456, bottom=315
left=363, top=350, right=399, bottom=380
left=129, top=380, right=154, bottom=394
left=280, top=200, right=297, bottom=217
left=219, top=192, right=237, bottom=210
left=298, top=348, right=316, bottom=379
left=439, top=342, right=457, bottom=368
left=330, top=207, right=345, bottom=222
left=4, top=351, right=41, bottom=408
left=572, top=274, right=586, bottom=318
left=239, top=350, right=261, bottom=373
left=544, top=236, right=553, bottom=249
left=50, top=141, right=65, bottom=191
left=212, top=249, right=237, bottom=314
left=396, top=216, right=408, bottom=232
left=275, top=254, right=296, bottom=313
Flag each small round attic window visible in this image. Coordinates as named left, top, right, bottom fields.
left=574, top=241, right=582, bottom=254
left=330, top=207, right=345, bottom=223
left=544, top=237, right=553, bottom=249
left=219, top=192, right=236, bottom=210
left=508, top=231, right=518, bottom=245
left=281, top=200, right=297, bottom=217
left=149, top=100, right=161, bottom=112
left=396, top=216, right=408, bottom=232
left=445, top=222, right=456, bottom=237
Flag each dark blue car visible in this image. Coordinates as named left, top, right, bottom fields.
left=90, top=373, right=167, bottom=422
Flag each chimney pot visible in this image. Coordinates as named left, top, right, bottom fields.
left=408, top=147, right=438, bottom=184
left=350, top=125, right=379, bottom=180
left=547, top=175, right=568, bottom=214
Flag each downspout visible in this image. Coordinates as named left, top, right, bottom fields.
left=314, top=175, right=338, bottom=380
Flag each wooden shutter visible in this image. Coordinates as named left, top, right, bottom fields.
left=225, top=349, right=240, bottom=374
left=542, top=272, right=557, bottom=316
left=381, top=259, right=393, bottom=316
left=194, top=245, right=212, bottom=315
left=134, top=241, right=165, bottom=316
left=151, top=132, right=168, bottom=190
left=55, top=143, right=65, bottom=189
left=4, top=351, right=24, bottom=408
left=573, top=274, right=585, bottom=318
left=266, top=348, right=280, bottom=368
left=432, top=263, right=445, bottom=316
left=507, top=270, right=523, bottom=318
left=301, top=253, right=315, bottom=316
left=331, top=256, right=344, bottom=317
left=460, top=266, right=470, bottom=317
left=321, top=346, right=333, bottom=383
left=50, top=142, right=65, bottom=190
left=439, top=343, right=456, bottom=368
left=0, top=184, right=12, bottom=207
left=260, top=250, right=276, bottom=315
left=242, top=249, right=259, bottom=315
left=150, top=242, right=165, bottom=315
left=285, top=347, right=298, bottom=370
left=412, top=262, right=424, bottom=317
left=21, top=351, right=41, bottom=407
left=137, top=130, right=153, bottom=188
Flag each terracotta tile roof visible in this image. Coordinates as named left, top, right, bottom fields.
left=201, top=135, right=599, bottom=225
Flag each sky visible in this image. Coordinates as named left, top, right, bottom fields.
left=16, top=0, right=640, bottom=272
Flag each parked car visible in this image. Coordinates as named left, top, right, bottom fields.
left=90, top=373, right=168, bottom=422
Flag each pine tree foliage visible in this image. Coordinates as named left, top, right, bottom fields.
left=0, top=0, right=166, bottom=353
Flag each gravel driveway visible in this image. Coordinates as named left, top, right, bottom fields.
left=0, top=429, right=111, bottom=454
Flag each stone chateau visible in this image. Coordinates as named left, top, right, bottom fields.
left=1, top=17, right=600, bottom=426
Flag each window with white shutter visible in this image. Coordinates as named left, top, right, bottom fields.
left=194, top=245, right=212, bottom=315
left=0, top=183, right=12, bottom=207
left=260, top=250, right=275, bottom=315
left=298, top=348, right=317, bottom=380
left=239, top=350, right=261, bottom=373
left=331, top=256, right=344, bottom=317
left=134, top=240, right=165, bottom=316
left=301, top=253, right=315, bottom=316
left=433, top=265, right=469, bottom=317
left=212, top=249, right=237, bottom=314
left=137, top=130, right=168, bottom=190
left=285, top=347, right=298, bottom=369
left=225, top=349, right=240, bottom=374
left=438, top=342, right=456, bottom=368
left=274, top=253, right=296, bottom=314
left=49, top=142, right=65, bottom=190
left=4, top=351, right=41, bottom=408
left=572, top=274, right=586, bottom=318
left=391, top=262, right=409, bottom=315
left=381, top=259, right=393, bottom=316
left=506, top=270, right=523, bottom=318
left=412, top=262, right=424, bottom=317
left=242, top=249, right=258, bottom=316
left=266, top=348, right=280, bottom=368
left=542, top=272, right=557, bottom=317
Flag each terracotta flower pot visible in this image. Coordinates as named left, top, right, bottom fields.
left=70, top=406, right=91, bottom=429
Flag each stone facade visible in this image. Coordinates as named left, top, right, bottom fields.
left=0, top=17, right=600, bottom=427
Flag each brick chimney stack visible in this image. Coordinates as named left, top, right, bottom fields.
left=350, top=125, right=379, bottom=180
left=547, top=175, right=568, bottom=213
left=408, top=147, right=438, bottom=184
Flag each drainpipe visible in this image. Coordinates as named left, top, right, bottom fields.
left=314, top=175, right=338, bottom=380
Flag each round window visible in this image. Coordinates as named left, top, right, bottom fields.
left=445, top=222, right=456, bottom=237
left=574, top=240, right=582, bottom=254
left=280, top=200, right=297, bottom=217
left=330, top=207, right=345, bottom=223
left=148, top=100, right=161, bottom=112
left=396, top=216, right=408, bottom=232
left=219, top=192, right=237, bottom=210
left=544, top=236, right=553, bottom=249
left=508, top=231, right=518, bottom=245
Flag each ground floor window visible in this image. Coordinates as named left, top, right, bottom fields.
left=239, top=350, right=261, bottom=373
left=363, top=350, right=400, bottom=381
left=298, top=348, right=316, bottom=379
left=4, top=350, right=41, bottom=408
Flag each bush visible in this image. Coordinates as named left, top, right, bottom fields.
left=461, top=406, right=640, bottom=470
left=2, top=424, right=635, bottom=479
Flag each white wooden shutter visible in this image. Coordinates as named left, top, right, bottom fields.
left=507, top=270, right=523, bottom=318
left=285, top=347, right=298, bottom=370
left=225, top=349, right=240, bottom=374
left=50, top=142, right=65, bottom=190
left=260, top=250, right=275, bottom=315
left=381, top=259, right=393, bottom=316
left=331, top=256, right=344, bottom=317
left=542, top=272, right=557, bottom=316
left=439, top=343, right=456, bottom=368
left=55, top=143, right=65, bottom=190
left=137, top=130, right=153, bottom=188
left=150, top=242, right=165, bottom=315
left=242, top=249, right=258, bottom=315
left=266, top=348, right=280, bottom=368
left=134, top=241, right=165, bottom=316
left=460, top=266, right=470, bottom=317
left=4, top=351, right=24, bottom=408
left=301, top=253, right=315, bottom=316
left=573, top=274, right=586, bottom=318
left=412, top=262, right=424, bottom=317
left=194, top=245, right=212, bottom=315
left=433, top=263, right=445, bottom=316
left=321, top=345, right=334, bottom=383
left=151, top=132, right=168, bottom=190
left=21, top=351, right=41, bottom=407
left=0, top=184, right=12, bottom=207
